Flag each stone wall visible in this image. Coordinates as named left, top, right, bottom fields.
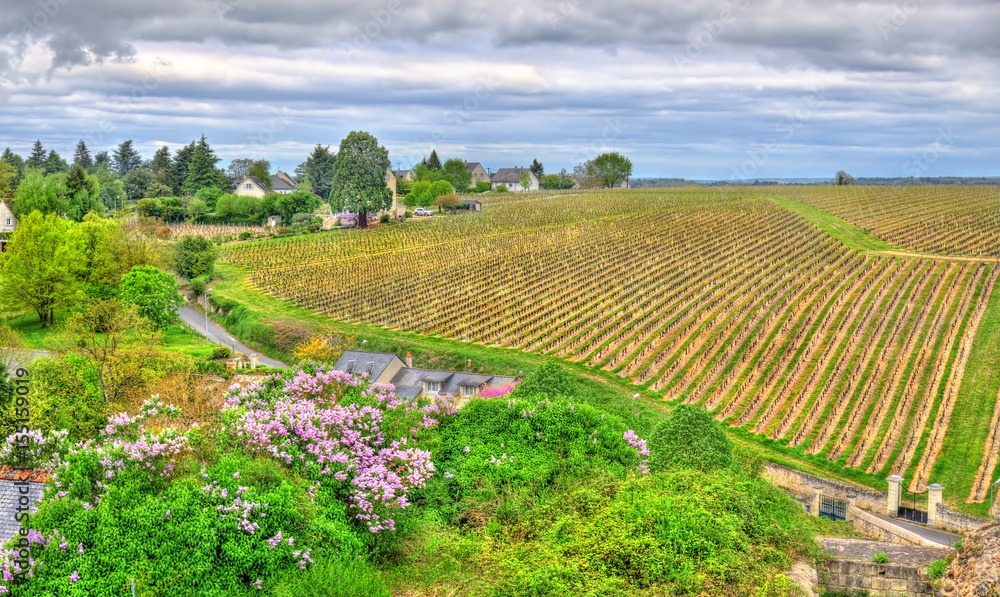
left=935, top=505, right=988, bottom=534
left=762, top=463, right=886, bottom=511
left=848, top=506, right=938, bottom=546
left=819, top=560, right=939, bottom=597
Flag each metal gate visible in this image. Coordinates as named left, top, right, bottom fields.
left=898, top=486, right=928, bottom=524
left=819, top=496, right=847, bottom=521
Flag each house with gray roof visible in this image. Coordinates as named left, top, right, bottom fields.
left=332, top=351, right=517, bottom=399
left=269, top=171, right=298, bottom=194
left=464, top=162, right=489, bottom=185
left=490, top=167, right=539, bottom=192
left=0, top=200, right=16, bottom=234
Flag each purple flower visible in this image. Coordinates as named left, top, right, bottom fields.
left=233, top=471, right=240, bottom=479
left=77, top=543, right=84, bottom=556
left=69, top=570, right=80, bottom=583
left=444, top=472, right=454, bottom=478
left=254, top=579, right=263, bottom=590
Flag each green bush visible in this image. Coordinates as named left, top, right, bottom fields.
left=379, top=213, right=390, bottom=224
left=239, top=230, right=254, bottom=240
left=927, top=559, right=947, bottom=579
left=873, top=551, right=889, bottom=564
left=474, top=180, right=492, bottom=193
left=26, top=355, right=108, bottom=441
left=189, top=277, right=206, bottom=297
left=428, top=180, right=454, bottom=199
left=494, top=184, right=509, bottom=193
left=212, top=345, right=233, bottom=359
left=509, top=362, right=577, bottom=400
left=647, top=403, right=733, bottom=473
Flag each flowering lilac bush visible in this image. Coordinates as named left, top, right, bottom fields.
left=221, top=363, right=451, bottom=532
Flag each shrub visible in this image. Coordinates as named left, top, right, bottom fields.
left=927, top=559, right=947, bottom=579
left=873, top=551, right=889, bottom=564
left=428, top=180, right=454, bottom=199
left=118, top=265, right=183, bottom=329
left=239, top=230, right=254, bottom=240
left=212, top=345, right=233, bottom=360
left=494, top=184, right=509, bottom=193
left=379, top=213, right=390, bottom=224
left=174, top=235, right=219, bottom=280
left=647, top=403, right=733, bottom=473
left=404, top=210, right=412, bottom=219
left=189, top=277, right=206, bottom=297
left=952, top=539, right=963, bottom=550
left=474, top=180, right=492, bottom=193
left=510, top=362, right=577, bottom=400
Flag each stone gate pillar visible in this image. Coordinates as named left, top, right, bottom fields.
left=887, top=475, right=903, bottom=516
left=250, top=354, right=259, bottom=369
left=811, top=483, right=823, bottom=517
left=927, top=483, right=943, bottom=526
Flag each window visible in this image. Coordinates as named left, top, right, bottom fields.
left=424, top=381, right=441, bottom=394
left=4, top=219, right=10, bottom=226
left=245, top=183, right=253, bottom=189
left=462, top=385, right=477, bottom=397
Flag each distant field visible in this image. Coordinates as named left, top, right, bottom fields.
left=778, top=185, right=1000, bottom=257
left=222, top=187, right=1000, bottom=510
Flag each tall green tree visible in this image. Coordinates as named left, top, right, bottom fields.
left=248, top=159, right=272, bottom=188
left=0, top=211, right=82, bottom=327
left=93, top=150, right=110, bottom=170
left=67, top=215, right=134, bottom=288
left=592, top=152, right=632, bottom=188
left=442, top=158, right=472, bottom=191
left=530, top=158, right=544, bottom=179
left=0, top=161, right=16, bottom=200
left=150, top=146, right=175, bottom=191
left=1, top=149, right=24, bottom=185
left=171, top=142, right=196, bottom=195
left=123, top=168, right=154, bottom=202
left=294, top=144, right=336, bottom=199
left=65, top=164, right=104, bottom=221
left=95, top=163, right=126, bottom=212
left=112, top=140, right=143, bottom=176
left=12, top=169, right=64, bottom=217
left=45, top=149, right=68, bottom=175
left=73, top=140, right=94, bottom=172
left=329, top=131, right=392, bottom=230
left=25, top=140, right=47, bottom=171
left=173, top=235, right=219, bottom=280
left=426, top=149, right=442, bottom=170
left=181, top=135, right=226, bottom=195
left=118, top=265, right=183, bottom=330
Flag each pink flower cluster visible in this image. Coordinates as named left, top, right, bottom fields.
left=479, top=382, right=515, bottom=399
left=623, top=429, right=650, bottom=475
left=224, top=366, right=438, bottom=533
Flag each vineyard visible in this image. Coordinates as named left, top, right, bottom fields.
left=778, top=185, right=1000, bottom=257
left=222, top=187, right=1000, bottom=505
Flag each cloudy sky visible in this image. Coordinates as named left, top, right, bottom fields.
left=0, top=0, right=996, bottom=179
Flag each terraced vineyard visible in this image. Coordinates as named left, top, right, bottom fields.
left=779, top=185, right=1000, bottom=257
left=223, top=188, right=1000, bottom=503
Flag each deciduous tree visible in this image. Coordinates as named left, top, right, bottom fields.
left=173, top=234, right=219, bottom=280
left=592, top=152, right=632, bottom=188
left=329, top=131, right=392, bottom=229
left=12, top=169, right=64, bottom=217
left=442, top=158, right=472, bottom=191
left=118, top=265, right=183, bottom=329
left=0, top=211, right=82, bottom=326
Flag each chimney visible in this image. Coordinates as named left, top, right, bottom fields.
left=406, top=352, right=412, bottom=368
left=466, top=358, right=472, bottom=373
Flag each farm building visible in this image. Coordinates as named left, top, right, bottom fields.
left=490, top=167, right=540, bottom=191
left=462, top=199, right=482, bottom=212
left=267, top=215, right=283, bottom=227
left=0, top=200, right=17, bottom=233
left=332, top=350, right=517, bottom=399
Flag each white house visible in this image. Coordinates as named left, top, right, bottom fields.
left=490, top=167, right=540, bottom=192
left=233, top=176, right=271, bottom=198
left=0, top=201, right=16, bottom=233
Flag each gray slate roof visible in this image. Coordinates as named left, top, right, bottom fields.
left=333, top=351, right=403, bottom=381
left=465, top=161, right=484, bottom=173
left=0, top=480, right=44, bottom=545
left=490, top=167, right=529, bottom=183
left=245, top=175, right=271, bottom=193
left=270, top=172, right=297, bottom=192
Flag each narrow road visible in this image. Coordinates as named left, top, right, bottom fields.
left=177, top=305, right=289, bottom=369
left=871, top=512, right=961, bottom=547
